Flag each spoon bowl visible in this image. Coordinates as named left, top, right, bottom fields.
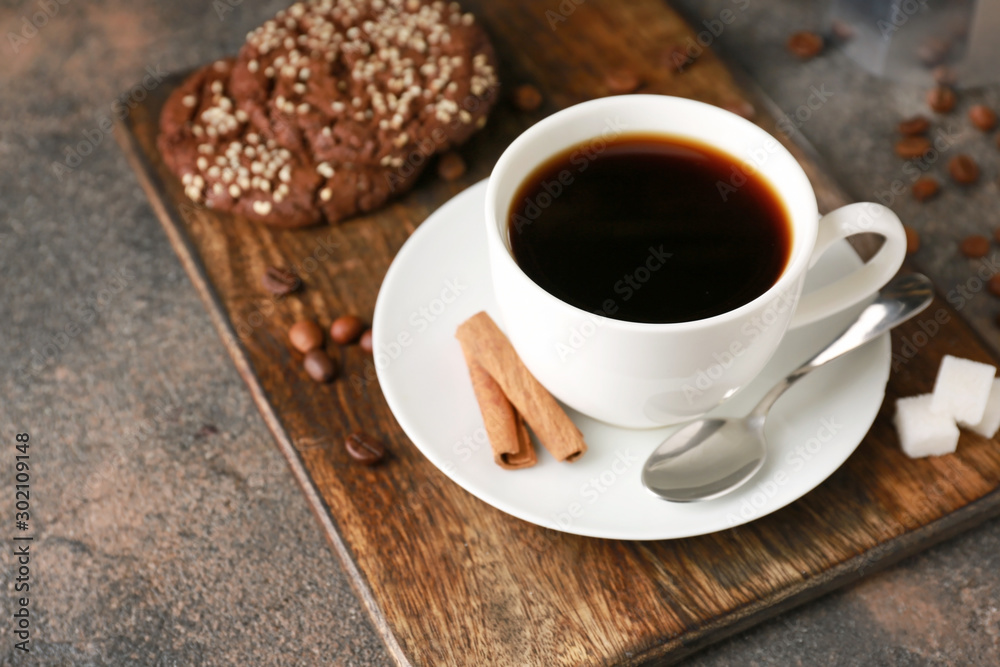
left=643, top=418, right=767, bottom=502
left=642, top=273, right=934, bottom=503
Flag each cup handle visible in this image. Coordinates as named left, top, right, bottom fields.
left=789, top=202, right=907, bottom=329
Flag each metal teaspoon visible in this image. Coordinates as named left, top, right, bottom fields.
left=641, top=273, right=934, bottom=503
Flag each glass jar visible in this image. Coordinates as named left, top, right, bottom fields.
left=829, top=0, right=998, bottom=87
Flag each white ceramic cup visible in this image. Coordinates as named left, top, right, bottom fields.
left=485, top=95, right=906, bottom=429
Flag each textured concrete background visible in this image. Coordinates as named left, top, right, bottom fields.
left=0, top=0, right=998, bottom=665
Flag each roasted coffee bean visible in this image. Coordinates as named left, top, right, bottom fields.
left=911, top=177, right=940, bottom=202
left=960, top=235, right=990, bottom=258
left=262, top=266, right=301, bottom=297
left=289, top=320, right=324, bottom=353
left=303, top=349, right=336, bottom=382
left=512, top=83, right=542, bottom=111
left=330, top=315, right=365, bottom=345
left=969, top=105, right=997, bottom=131
left=895, top=136, right=932, bottom=159
left=359, top=329, right=374, bottom=354
left=904, top=226, right=920, bottom=255
left=437, top=151, right=466, bottom=182
left=927, top=86, right=956, bottom=113
left=787, top=31, right=824, bottom=59
left=897, top=115, right=930, bottom=136
left=604, top=68, right=641, bottom=94
left=989, top=274, right=1000, bottom=298
left=345, top=432, right=386, bottom=465
left=948, top=154, right=979, bottom=184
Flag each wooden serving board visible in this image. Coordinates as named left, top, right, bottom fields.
left=116, top=0, right=1000, bottom=664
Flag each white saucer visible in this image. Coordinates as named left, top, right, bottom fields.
left=373, top=180, right=890, bottom=540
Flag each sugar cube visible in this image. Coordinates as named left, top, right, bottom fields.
left=930, top=355, right=996, bottom=425
left=895, top=394, right=959, bottom=458
left=959, top=378, right=1000, bottom=438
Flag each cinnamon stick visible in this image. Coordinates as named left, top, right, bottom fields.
left=456, top=312, right=587, bottom=462
left=462, top=351, right=537, bottom=469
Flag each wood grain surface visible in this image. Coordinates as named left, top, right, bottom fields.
left=115, top=0, right=1000, bottom=664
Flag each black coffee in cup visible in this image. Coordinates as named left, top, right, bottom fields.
left=508, top=134, right=792, bottom=324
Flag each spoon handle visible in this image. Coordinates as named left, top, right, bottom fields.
left=748, top=273, right=934, bottom=420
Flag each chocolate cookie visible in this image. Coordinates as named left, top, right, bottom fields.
left=159, top=59, right=323, bottom=227
left=158, top=0, right=498, bottom=227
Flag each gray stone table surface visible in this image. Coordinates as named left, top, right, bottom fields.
left=0, top=0, right=998, bottom=665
